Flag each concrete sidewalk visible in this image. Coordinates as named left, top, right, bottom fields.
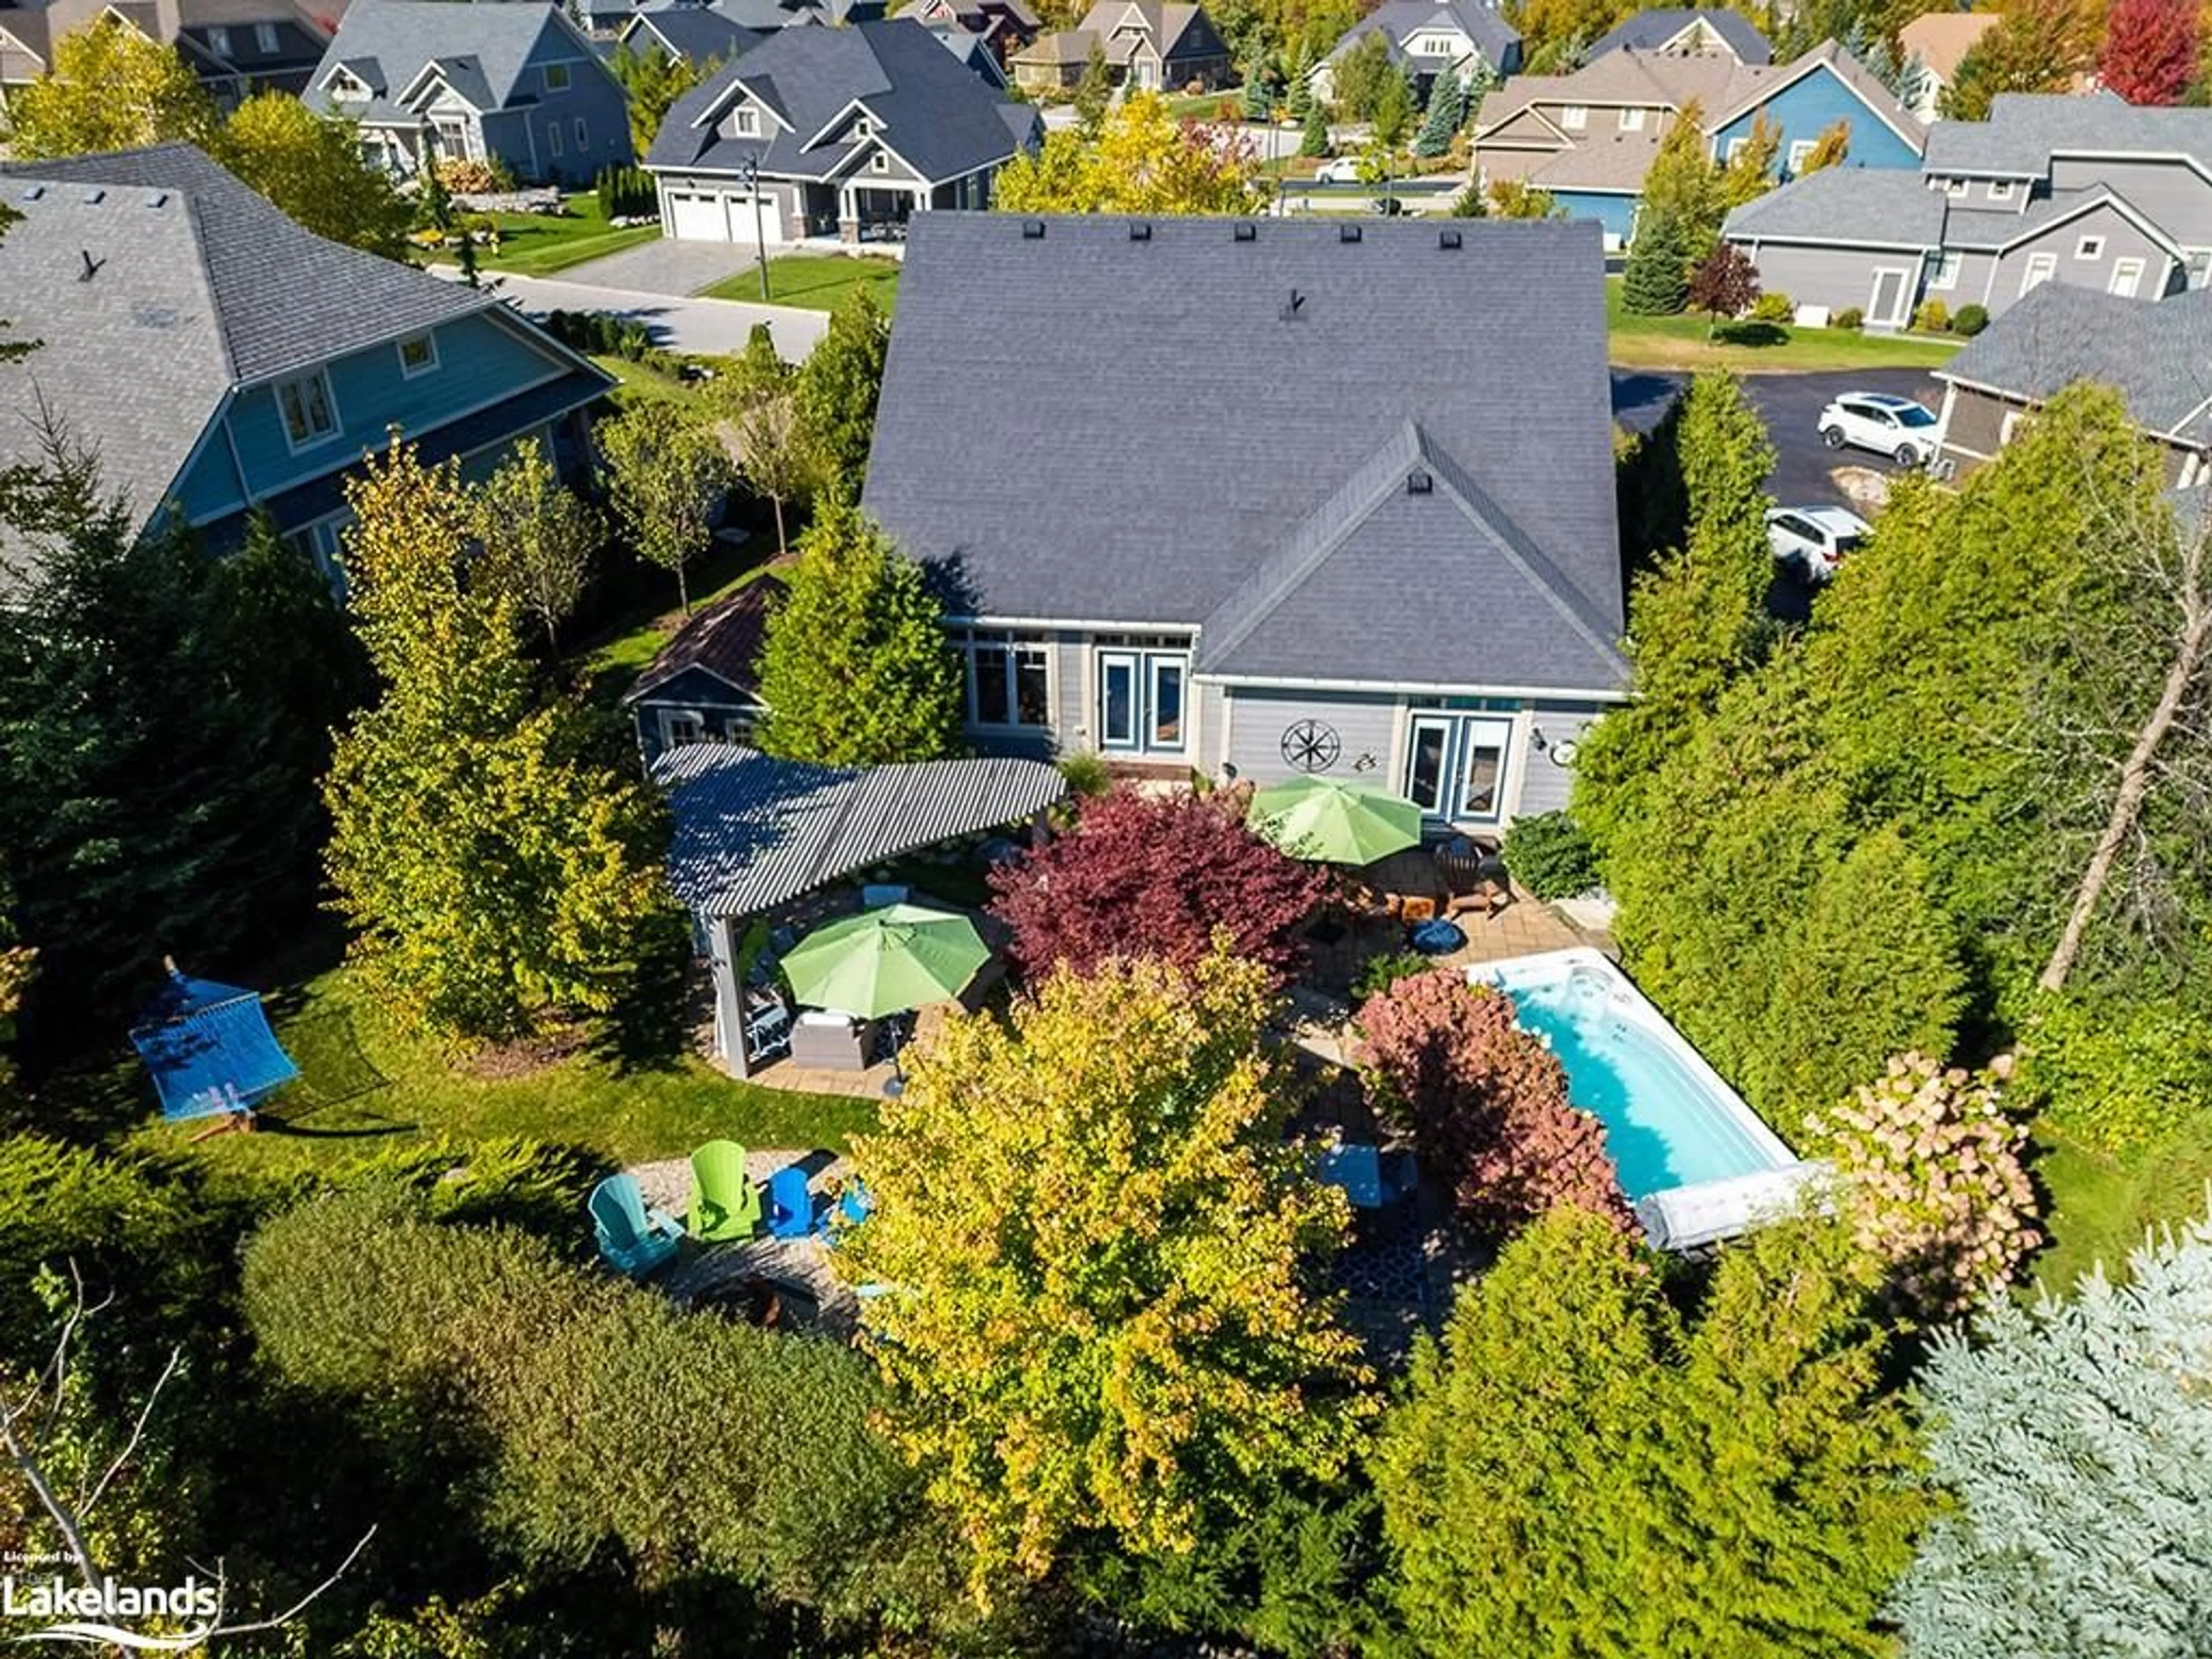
left=431, top=265, right=830, bottom=362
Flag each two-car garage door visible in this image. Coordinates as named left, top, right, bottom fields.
left=666, top=190, right=782, bottom=244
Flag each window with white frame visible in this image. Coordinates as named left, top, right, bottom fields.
left=1725, top=135, right=1747, bottom=160
left=853, top=115, right=872, bottom=138
left=275, top=369, right=336, bottom=449
left=548, top=120, right=563, bottom=157
left=1787, top=139, right=1816, bottom=172
left=1999, top=408, right=2031, bottom=446
left=1415, top=32, right=1457, bottom=54
left=734, top=106, right=760, bottom=136
left=2189, top=248, right=2212, bottom=287
left=1620, top=106, right=1645, bottom=131
left=870, top=151, right=889, bottom=172
left=1560, top=104, right=1587, bottom=129
left=1927, top=249, right=1961, bottom=290
left=1989, top=178, right=2014, bottom=202
left=206, top=25, right=232, bottom=56
left=254, top=21, right=279, bottom=52
left=2075, top=234, right=2105, bottom=260
left=953, top=629, right=1052, bottom=730
left=544, top=60, right=571, bottom=91
left=397, top=331, right=438, bottom=377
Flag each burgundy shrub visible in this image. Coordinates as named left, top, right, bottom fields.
left=1356, top=968, right=1635, bottom=1238
left=987, top=787, right=1325, bottom=987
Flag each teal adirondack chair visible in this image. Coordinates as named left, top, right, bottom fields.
left=689, top=1140, right=763, bottom=1242
left=589, top=1175, right=683, bottom=1279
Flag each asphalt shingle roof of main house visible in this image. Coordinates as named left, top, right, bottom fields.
left=649, top=18, right=1029, bottom=182
left=0, top=144, right=499, bottom=542
left=303, top=0, right=576, bottom=120
left=1923, top=90, right=2212, bottom=177
left=863, top=215, right=1629, bottom=695
left=1724, top=166, right=1948, bottom=247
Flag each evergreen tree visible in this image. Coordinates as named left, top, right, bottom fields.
left=1889, top=1203, right=2212, bottom=1656
left=0, top=461, right=351, bottom=1037
left=751, top=501, right=964, bottom=766
left=1412, top=71, right=1460, bottom=158
left=793, top=288, right=891, bottom=506
left=1073, top=41, right=1114, bottom=135
left=1286, top=41, right=1314, bottom=120
left=1241, top=44, right=1274, bottom=120
left=1376, top=1209, right=1926, bottom=1658
left=1619, top=209, right=1694, bottom=315
left=1371, top=69, right=1414, bottom=149
left=1299, top=96, right=1331, bottom=157
left=322, top=441, right=675, bottom=1042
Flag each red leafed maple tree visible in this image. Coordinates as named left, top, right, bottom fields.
left=2100, top=0, right=2199, bottom=105
left=988, top=787, right=1325, bottom=986
left=1356, top=968, right=1635, bottom=1239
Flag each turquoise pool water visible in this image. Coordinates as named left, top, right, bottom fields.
left=1479, top=956, right=1791, bottom=1202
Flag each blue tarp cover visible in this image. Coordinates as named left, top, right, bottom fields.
left=128, top=971, right=300, bottom=1122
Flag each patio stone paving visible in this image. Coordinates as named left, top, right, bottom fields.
left=634, top=1147, right=863, bottom=1339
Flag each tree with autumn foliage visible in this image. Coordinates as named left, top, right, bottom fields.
left=838, top=950, right=1373, bottom=1596
left=1355, top=968, right=1633, bottom=1239
left=1687, top=242, right=1760, bottom=327
left=1941, top=0, right=2092, bottom=119
left=2100, top=0, right=2199, bottom=105
left=988, top=787, right=1325, bottom=986
left=1798, top=118, right=1850, bottom=174
left=994, top=91, right=1267, bottom=215
left=1, top=14, right=221, bottom=158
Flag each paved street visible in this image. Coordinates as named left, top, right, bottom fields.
left=434, top=266, right=831, bottom=361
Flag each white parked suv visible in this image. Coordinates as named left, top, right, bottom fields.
left=1313, top=157, right=1362, bottom=184
left=1767, top=505, right=1872, bottom=582
left=1817, top=392, right=1941, bottom=467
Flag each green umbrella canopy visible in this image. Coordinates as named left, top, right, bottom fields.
left=780, top=904, right=991, bottom=1020
left=1248, top=775, right=1425, bottom=865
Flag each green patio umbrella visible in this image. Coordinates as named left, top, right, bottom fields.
left=780, top=904, right=990, bottom=1021
left=1248, top=776, right=1424, bottom=865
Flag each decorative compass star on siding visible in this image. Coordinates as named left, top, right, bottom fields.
left=1279, top=720, right=1340, bottom=773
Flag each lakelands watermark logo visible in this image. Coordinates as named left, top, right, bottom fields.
left=2, top=1558, right=219, bottom=1651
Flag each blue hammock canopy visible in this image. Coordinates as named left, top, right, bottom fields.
left=129, top=965, right=300, bottom=1123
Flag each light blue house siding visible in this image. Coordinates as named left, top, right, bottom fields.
left=1550, top=190, right=1639, bottom=242
left=1709, top=63, right=1921, bottom=176
left=171, top=308, right=578, bottom=524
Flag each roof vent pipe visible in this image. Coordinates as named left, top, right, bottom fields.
left=1407, top=469, right=1433, bottom=495
left=1021, top=219, right=1045, bottom=239
left=1233, top=221, right=1257, bottom=241
left=1339, top=223, right=1361, bottom=243
left=1128, top=221, right=1150, bottom=240
left=1438, top=228, right=1462, bottom=249
left=1279, top=287, right=1306, bottom=321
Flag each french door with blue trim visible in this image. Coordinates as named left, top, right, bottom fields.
left=1097, top=647, right=1188, bottom=755
left=1403, top=713, right=1513, bottom=826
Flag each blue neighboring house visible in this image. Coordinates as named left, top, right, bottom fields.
left=304, top=0, right=634, bottom=187
left=0, top=145, right=613, bottom=584
left=1471, top=39, right=1923, bottom=248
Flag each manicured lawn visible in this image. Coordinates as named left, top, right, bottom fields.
left=702, top=253, right=902, bottom=313
left=124, top=968, right=877, bottom=1185
left=470, top=192, right=662, bottom=277
left=1162, top=85, right=1248, bottom=119
left=1607, top=278, right=1965, bottom=373
left=588, top=351, right=722, bottom=412
left=580, top=551, right=782, bottom=702
left=2029, top=1118, right=2212, bottom=1296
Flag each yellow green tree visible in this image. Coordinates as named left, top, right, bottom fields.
left=1638, top=98, right=1725, bottom=252
left=1800, top=118, right=1850, bottom=174
left=323, top=440, right=676, bottom=1042
left=1719, top=109, right=1781, bottom=208
left=1, top=14, right=221, bottom=158
left=995, top=92, right=1268, bottom=215
left=838, top=950, right=1373, bottom=1597
left=219, top=92, right=412, bottom=259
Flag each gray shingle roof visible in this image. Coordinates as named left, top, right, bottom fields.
left=864, top=214, right=1627, bottom=695
left=1724, top=165, right=1947, bottom=246
left=1327, top=0, right=1520, bottom=72
left=1940, top=184, right=2176, bottom=252
left=0, top=143, right=495, bottom=538
left=647, top=18, right=1029, bottom=181
left=623, top=5, right=762, bottom=65
left=303, top=0, right=589, bottom=120
left=1923, top=90, right=2212, bottom=177
left=1586, top=7, right=1771, bottom=64
left=1938, top=282, right=2212, bottom=440
left=656, top=744, right=1068, bottom=919
left=627, top=575, right=783, bottom=703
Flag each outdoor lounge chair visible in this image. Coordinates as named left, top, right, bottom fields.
left=589, top=1175, right=683, bottom=1279
left=766, top=1165, right=814, bottom=1240
left=688, top=1139, right=763, bottom=1242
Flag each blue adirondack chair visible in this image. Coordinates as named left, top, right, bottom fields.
left=766, top=1165, right=814, bottom=1240
left=825, top=1179, right=873, bottom=1236
left=590, top=1174, right=683, bottom=1279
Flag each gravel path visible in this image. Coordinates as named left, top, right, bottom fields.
left=631, top=1147, right=863, bottom=1339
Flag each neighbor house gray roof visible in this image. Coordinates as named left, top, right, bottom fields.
left=1724, top=165, right=1948, bottom=247
left=1937, top=281, right=2212, bottom=441
left=648, top=18, right=1031, bottom=181
left=620, top=4, right=763, bottom=65
left=303, top=0, right=595, bottom=123
left=863, top=215, right=1629, bottom=696
left=1325, top=0, right=1520, bottom=72
left=1922, top=90, right=2212, bottom=178
left=656, top=745, right=1067, bottom=920
left=1586, top=7, right=1770, bottom=64
left=0, top=144, right=495, bottom=541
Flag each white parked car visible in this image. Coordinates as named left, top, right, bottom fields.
left=1767, top=505, right=1872, bottom=582
left=1817, top=391, right=1940, bottom=467
left=1313, top=157, right=1362, bottom=184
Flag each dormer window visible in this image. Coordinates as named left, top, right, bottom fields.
left=854, top=115, right=871, bottom=138
left=544, top=60, right=571, bottom=92
left=1989, top=179, right=2014, bottom=202
left=734, top=105, right=760, bottom=136
left=871, top=151, right=889, bottom=172
left=1560, top=104, right=1587, bottom=130
left=1619, top=106, right=1645, bottom=131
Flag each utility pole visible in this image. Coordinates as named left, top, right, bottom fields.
left=741, top=155, right=770, bottom=301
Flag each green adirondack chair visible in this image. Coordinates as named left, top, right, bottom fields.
left=688, top=1139, right=762, bottom=1241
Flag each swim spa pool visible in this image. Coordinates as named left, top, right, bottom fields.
left=1467, top=949, right=1810, bottom=1247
